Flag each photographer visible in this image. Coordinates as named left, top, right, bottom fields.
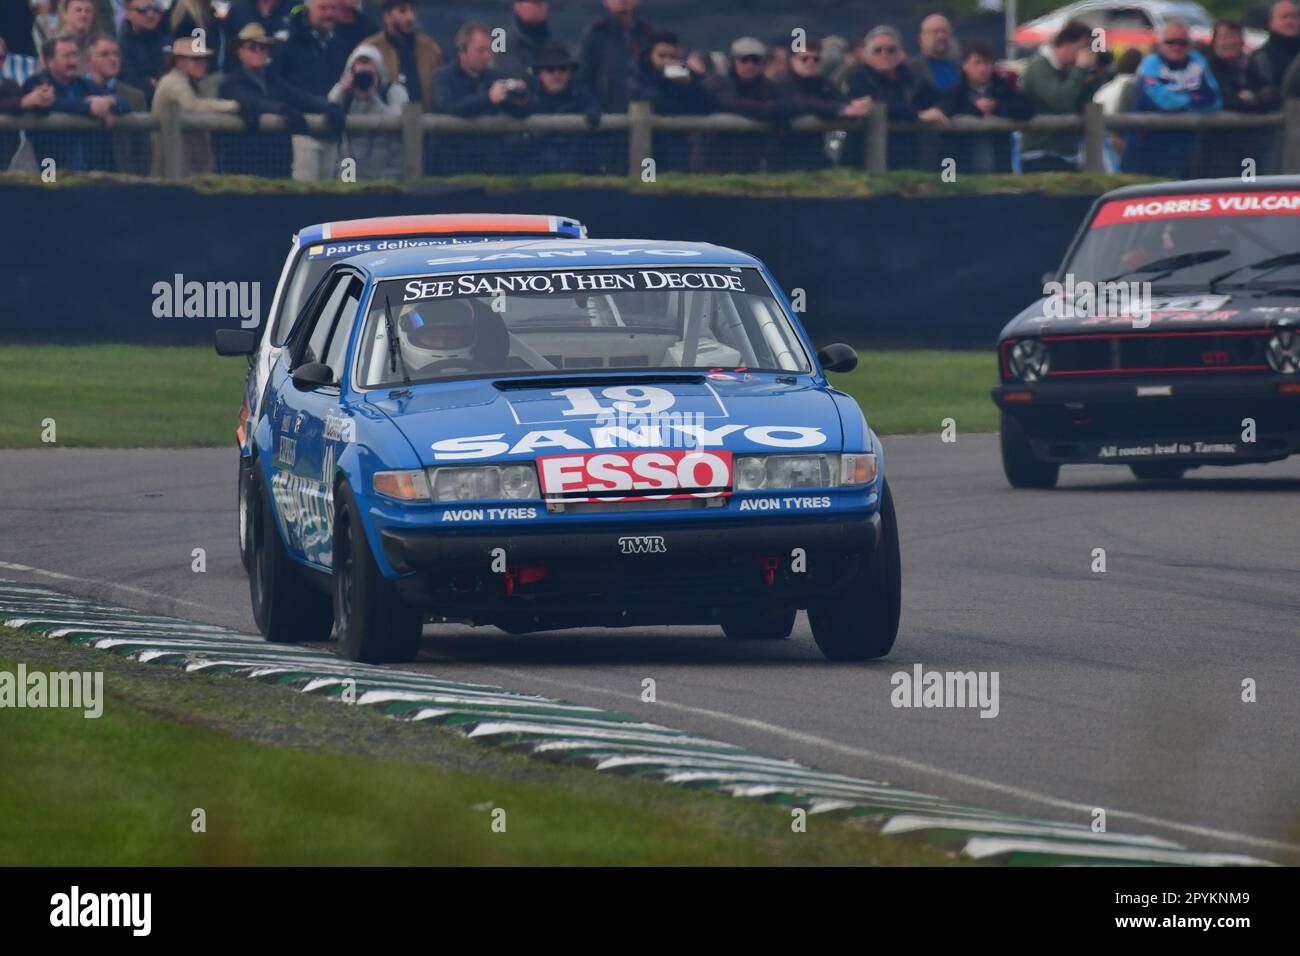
left=632, top=30, right=715, bottom=116
left=328, top=42, right=407, bottom=180
left=433, top=21, right=530, bottom=118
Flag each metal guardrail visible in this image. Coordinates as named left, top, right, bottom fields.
left=3, top=98, right=1299, bottom=178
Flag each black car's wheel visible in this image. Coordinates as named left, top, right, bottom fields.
left=1130, top=462, right=1187, bottom=481
left=333, top=482, right=423, bottom=664
left=1000, top=412, right=1059, bottom=489
left=238, top=457, right=254, bottom=572
left=248, top=466, right=333, bottom=644
left=721, top=606, right=796, bottom=640
left=807, top=479, right=901, bottom=661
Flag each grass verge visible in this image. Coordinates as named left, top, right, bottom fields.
left=0, top=344, right=994, bottom=448
left=0, top=626, right=959, bottom=865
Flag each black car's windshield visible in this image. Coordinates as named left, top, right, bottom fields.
left=1067, top=191, right=1300, bottom=289
left=356, top=266, right=809, bottom=387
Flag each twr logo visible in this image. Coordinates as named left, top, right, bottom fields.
left=618, top=535, right=667, bottom=555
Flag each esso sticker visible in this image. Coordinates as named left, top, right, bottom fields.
left=537, top=451, right=732, bottom=502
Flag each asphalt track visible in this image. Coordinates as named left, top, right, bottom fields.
left=2, top=435, right=1298, bottom=860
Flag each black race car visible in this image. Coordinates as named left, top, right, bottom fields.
left=992, top=176, right=1300, bottom=488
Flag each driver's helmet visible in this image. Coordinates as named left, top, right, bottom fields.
left=397, top=299, right=478, bottom=369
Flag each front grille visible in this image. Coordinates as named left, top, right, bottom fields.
left=1038, top=330, right=1272, bottom=377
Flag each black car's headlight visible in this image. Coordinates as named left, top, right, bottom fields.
left=1007, top=338, right=1051, bottom=382
left=734, top=453, right=877, bottom=491
left=1266, top=330, right=1300, bottom=374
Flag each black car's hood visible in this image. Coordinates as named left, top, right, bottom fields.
left=999, top=290, right=1300, bottom=340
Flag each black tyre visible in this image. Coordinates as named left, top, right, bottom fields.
left=238, top=457, right=254, bottom=572
left=333, top=482, right=423, bottom=663
left=1000, top=412, right=1059, bottom=489
left=721, top=606, right=796, bottom=640
left=1130, top=462, right=1187, bottom=481
left=248, top=466, right=333, bottom=644
left=808, top=478, right=902, bottom=661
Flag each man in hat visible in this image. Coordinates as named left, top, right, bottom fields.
left=707, top=36, right=788, bottom=121
left=527, top=39, right=596, bottom=119
left=218, top=21, right=342, bottom=177
left=224, top=0, right=293, bottom=71
left=151, top=34, right=240, bottom=175
left=361, top=0, right=442, bottom=111
left=519, top=39, right=599, bottom=173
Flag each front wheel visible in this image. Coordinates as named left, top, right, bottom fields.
left=1000, top=412, right=1059, bottom=489
left=808, top=479, right=901, bottom=661
left=248, top=465, right=333, bottom=644
left=1130, top=462, right=1187, bottom=481
left=333, top=482, right=423, bottom=663
left=238, top=457, right=254, bottom=572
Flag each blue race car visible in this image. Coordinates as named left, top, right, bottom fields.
left=215, top=239, right=900, bottom=662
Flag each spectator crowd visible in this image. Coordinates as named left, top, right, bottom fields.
left=1, top=0, right=1300, bottom=180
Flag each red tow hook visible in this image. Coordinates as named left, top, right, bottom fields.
left=504, top=565, right=547, bottom=596
left=757, top=556, right=779, bottom=587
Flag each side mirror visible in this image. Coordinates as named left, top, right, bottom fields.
left=817, top=342, right=858, bottom=374
left=214, top=328, right=256, bottom=356
left=292, top=362, right=335, bottom=390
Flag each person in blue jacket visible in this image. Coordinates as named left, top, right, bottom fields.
left=1122, top=20, right=1222, bottom=179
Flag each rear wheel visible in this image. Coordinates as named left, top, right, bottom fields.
left=1000, top=412, right=1059, bottom=489
left=721, top=606, right=796, bottom=640
left=248, top=466, right=333, bottom=643
left=1130, top=462, right=1187, bottom=481
left=808, top=479, right=901, bottom=661
left=333, top=482, right=423, bottom=663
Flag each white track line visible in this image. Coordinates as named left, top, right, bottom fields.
left=484, top=666, right=1300, bottom=858
left=0, top=561, right=224, bottom=615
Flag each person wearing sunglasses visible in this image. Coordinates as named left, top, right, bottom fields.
left=117, top=0, right=166, bottom=98
left=1123, top=20, right=1222, bottom=178
left=707, top=35, right=787, bottom=122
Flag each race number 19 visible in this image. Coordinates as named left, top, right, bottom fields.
left=552, top=386, right=676, bottom=417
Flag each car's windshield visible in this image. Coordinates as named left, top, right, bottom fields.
left=1067, top=192, right=1300, bottom=289
left=355, top=266, right=809, bottom=387
left=272, top=236, right=575, bottom=347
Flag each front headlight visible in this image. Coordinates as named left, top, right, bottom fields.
left=733, top=453, right=876, bottom=490
left=428, top=464, right=540, bottom=502
left=372, top=469, right=432, bottom=502
left=1007, top=338, right=1051, bottom=382
left=1266, top=330, right=1300, bottom=374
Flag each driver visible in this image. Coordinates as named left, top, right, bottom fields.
left=397, top=298, right=500, bottom=373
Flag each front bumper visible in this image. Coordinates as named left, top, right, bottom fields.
left=381, top=513, right=880, bottom=623
left=992, top=375, right=1300, bottom=465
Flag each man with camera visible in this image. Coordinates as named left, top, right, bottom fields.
left=433, top=20, right=530, bottom=118
left=329, top=42, right=406, bottom=180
